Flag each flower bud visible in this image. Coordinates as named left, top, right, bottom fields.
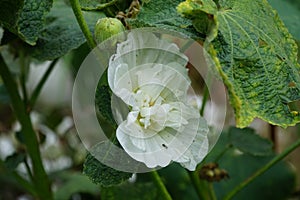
left=94, top=17, right=125, bottom=44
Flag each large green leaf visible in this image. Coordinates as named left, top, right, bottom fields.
left=0, top=0, right=53, bottom=45
left=205, top=127, right=273, bottom=162
left=29, top=1, right=105, bottom=60
left=229, top=127, right=273, bottom=156
left=214, top=151, right=296, bottom=200
left=83, top=153, right=132, bottom=186
left=205, top=128, right=296, bottom=200
left=178, top=0, right=300, bottom=128
left=128, top=0, right=203, bottom=40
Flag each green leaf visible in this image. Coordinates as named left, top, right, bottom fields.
left=228, top=127, right=273, bottom=156
left=83, top=153, right=132, bottom=186
left=288, top=0, right=300, bottom=10
left=268, top=0, right=300, bottom=41
left=53, top=171, right=99, bottom=200
left=101, top=182, right=160, bottom=200
left=95, top=70, right=116, bottom=127
left=128, top=0, right=203, bottom=40
left=0, top=0, right=53, bottom=45
left=179, top=0, right=300, bottom=128
left=206, top=127, right=273, bottom=162
left=4, top=152, right=26, bottom=170
left=95, top=69, right=119, bottom=139
left=79, top=0, right=132, bottom=17
left=205, top=128, right=296, bottom=199
left=29, top=1, right=105, bottom=60
left=214, top=151, right=296, bottom=200
left=177, top=0, right=217, bottom=39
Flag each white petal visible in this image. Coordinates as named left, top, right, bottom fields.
left=114, top=31, right=187, bottom=66
left=108, top=31, right=190, bottom=95
left=116, top=103, right=206, bottom=169
left=116, top=124, right=173, bottom=168
left=119, top=117, right=157, bottom=139
left=127, top=111, right=139, bottom=124
left=175, top=117, right=209, bottom=171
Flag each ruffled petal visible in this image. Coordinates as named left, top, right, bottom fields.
left=107, top=31, right=210, bottom=170
left=175, top=117, right=209, bottom=171
left=108, top=31, right=190, bottom=101
left=116, top=102, right=207, bottom=169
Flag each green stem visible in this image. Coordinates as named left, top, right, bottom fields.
left=200, top=85, right=209, bottom=116
left=0, top=55, right=53, bottom=200
left=200, top=72, right=213, bottom=117
left=19, top=50, right=29, bottom=106
left=0, top=159, right=37, bottom=196
left=214, top=144, right=233, bottom=163
left=24, top=158, right=34, bottom=182
left=70, top=0, right=97, bottom=49
left=29, top=59, right=58, bottom=109
left=208, top=182, right=217, bottom=200
left=188, top=170, right=210, bottom=200
left=224, top=137, right=300, bottom=200
left=81, top=0, right=118, bottom=11
left=149, top=170, right=172, bottom=200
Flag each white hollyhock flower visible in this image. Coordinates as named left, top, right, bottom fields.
left=108, top=31, right=209, bottom=170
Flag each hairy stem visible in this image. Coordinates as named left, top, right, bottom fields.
left=70, top=0, right=96, bottom=49
left=29, top=59, right=58, bottom=109
left=0, top=55, right=52, bottom=200
left=224, top=137, right=300, bottom=200
left=149, top=170, right=172, bottom=200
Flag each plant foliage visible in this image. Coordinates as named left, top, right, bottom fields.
left=178, top=0, right=300, bottom=128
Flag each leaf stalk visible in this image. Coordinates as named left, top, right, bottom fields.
left=70, top=0, right=97, bottom=49
left=149, top=170, right=172, bottom=200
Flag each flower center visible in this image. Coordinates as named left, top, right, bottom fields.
left=132, top=90, right=166, bottom=130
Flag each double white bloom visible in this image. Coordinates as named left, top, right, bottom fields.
left=108, top=31, right=209, bottom=171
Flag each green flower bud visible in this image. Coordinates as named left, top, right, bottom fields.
left=94, top=17, right=125, bottom=44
